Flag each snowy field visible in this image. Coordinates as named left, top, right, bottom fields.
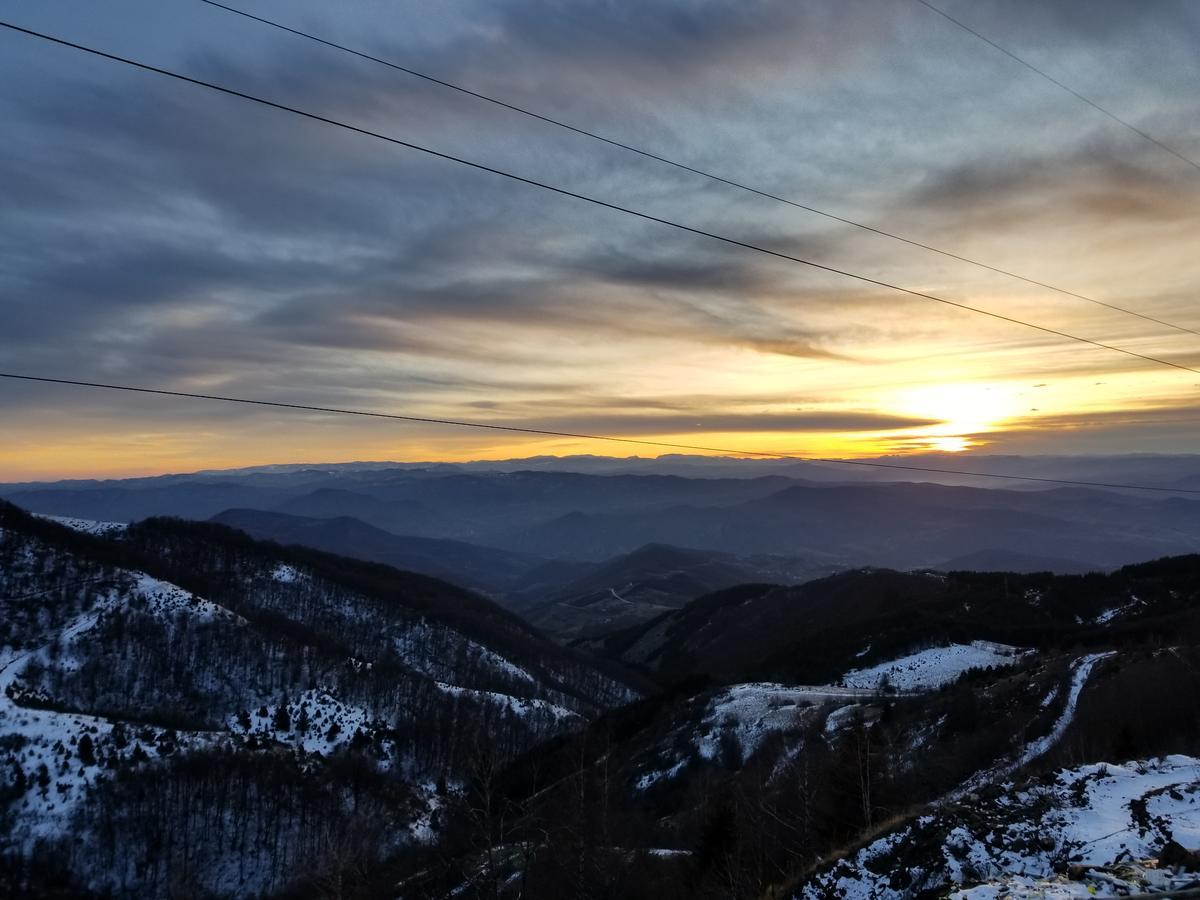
left=840, top=641, right=1030, bottom=691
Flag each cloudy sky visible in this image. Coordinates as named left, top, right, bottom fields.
left=2, top=0, right=1199, bottom=480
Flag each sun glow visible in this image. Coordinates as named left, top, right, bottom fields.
left=890, top=383, right=1022, bottom=453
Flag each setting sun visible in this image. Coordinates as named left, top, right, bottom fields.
left=890, top=383, right=1022, bottom=452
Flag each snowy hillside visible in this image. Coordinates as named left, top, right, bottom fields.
left=4, top=495, right=1200, bottom=899
left=802, top=755, right=1200, bottom=898
left=0, top=501, right=641, bottom=896
left=694, top=683, right=877, bottom=760
left=840, top=641, right=1030, bottom=691
left=35, top=514, right=128, bottom=536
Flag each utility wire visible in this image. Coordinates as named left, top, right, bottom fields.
left=915, top=0, right=1200, bottom=174
left=3, top=21, right=1199, bottom=380
left=3, top=371, right=1198, bottom=495
left=195, top=0, right=1200, bottom=339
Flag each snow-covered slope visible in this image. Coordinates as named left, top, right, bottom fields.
left=0, top=502, right=644, bottom=896
left=841, top=641, right=1030, bottom=691
left=36, top=513, right=128, bottom=536
left=0, top=569, right=237, bottom=849
left=801, top=755, right=1200, bottom=899
left=951, top=652, right=1113, bottom=799
left=695, top=683, right=876, bottom=760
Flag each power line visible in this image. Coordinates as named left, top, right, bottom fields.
left=194, top=0, right=1200, bottom=339
left=3, top=371, right=1198, bottom=496
left=4, top=21, right=1200, bottom=381
left=915, top=0, right=1200, bottom=174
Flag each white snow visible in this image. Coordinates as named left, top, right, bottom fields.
left=695, top=683, right=877, bottom=761
left=132, top=573, right=241, bottom=623
left=823, top=703, right=864, bottom=734
left=473, top=645, right=537, bottom=684
left=0, top=557, right=248, bottom=848
left=0, top=583, right=228, bottom=848
left=434, top=682, right=580, bottom=722
left=406, top=781, right=450, bottom=843
left=270, top=563, right=301, bottom=583
left=951, top=757, right=1200, bottom=898
left=392, top=620, right=536, bottom=686
left=232, top=689, right=375, bottom=757
left=840, top=641, right=1030, bottom=692
left=634, top=683, right=879, bottom=789
left=952, top=652, right=1113, bottom=799
left=36, top=514, right=127, bottom=536
left=635, top=758, right=688, bottom=791
left=1094, top=595, right=1145, bottom=624
left=804, top=756, right=1200, bottom=900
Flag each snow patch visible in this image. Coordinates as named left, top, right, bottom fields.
left=37, top=515, right=127, bottom=537
left=823, top=703, right=863, bottom=734
left=695, top=683, right=875, bottom=761
left=635, top=758, right=687, bottom=791
left=1094, top=594, right=1145, bottom=624
left=434, top=682, right=580, bottom=722
left=132, top=573, right=240, bottom=623
left=270, top=563, right=301, bottom=583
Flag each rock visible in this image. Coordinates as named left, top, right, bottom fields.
left=1160, top=840, right=1200, bottom=870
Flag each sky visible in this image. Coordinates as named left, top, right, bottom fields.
left=1, top=0, right=1199, bottom=480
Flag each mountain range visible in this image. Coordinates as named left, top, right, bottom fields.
left=2, top=488, right=1199, bottom=897
left=5, top=454, right=1198, bottom=642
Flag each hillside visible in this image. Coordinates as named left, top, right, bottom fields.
left=934, top=547, right=1103, bottom=574
left=210, top=507, right=546, bottom=597
left=205, top=512, right=833, bottom=635
left=518, top=543, right=838, bottom=639
left=3, top=492, right=1199, bottom=897
left=0, top=500, right=640, bottom=896
left=581, top=559, right=1200, bottom=685
left=381, top=554, right=1200, bottom=897
left=501, top=481, right=1200, bottom=567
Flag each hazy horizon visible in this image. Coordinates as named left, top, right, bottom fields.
left=5, top=448, right=1200, bottom=487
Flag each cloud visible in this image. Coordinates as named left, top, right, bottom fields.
left=901, top=140, right=1198, bottom=230
left=411, top=0, right=907, bottom=106
left=935, top=0, right=1200, bottom=45
left=491, top=410, right=942, bottom=436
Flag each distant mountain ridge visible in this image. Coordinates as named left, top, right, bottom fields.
left=210, top=507, right=543, bottom=596
left=9, top=451, right=1200, bottom=488
left=934, top=547, right=1102, bottom=574
left=207, top=509, right=836, bottom=634
left=518, top=542, right=839, bottom=639
left=582, top=556, right=1200, bottom=686
left=3, top=455, right=1198, bottom=635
